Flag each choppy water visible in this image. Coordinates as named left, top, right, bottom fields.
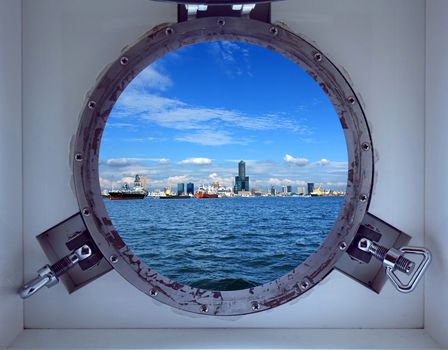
left=104, top=196, right=343, bottom=291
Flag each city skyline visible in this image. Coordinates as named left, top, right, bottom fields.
left=99, top=41, right=348, bottom=191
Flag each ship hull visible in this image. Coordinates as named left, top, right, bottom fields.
left=108, top=192, right=146, bottom=200
left=194, top=193, right=218, bottom=199
left=160, top=195, right=191, bottom=199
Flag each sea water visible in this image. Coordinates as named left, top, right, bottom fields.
left=104, top=196, right=343, bottom=291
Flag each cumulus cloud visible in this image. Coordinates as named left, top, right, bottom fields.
left=283, top=154, right=309, bottom=167
left=167, top=175, right=190, bottom=184
left=179, top=157, right=212, bottom=165
left=158, top=158, right=169, bottom=165
left=99, top=177, right=120, bottom=190
left=251, top=178, right=307, bottom=188
left=104, top=158, right=138, bottom=167
left=120, top=176, right=135, bottom=185
left=316, top=158, right=330, bottom=166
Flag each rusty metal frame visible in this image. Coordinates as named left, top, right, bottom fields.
left=72, top=17, right=373, bottom=315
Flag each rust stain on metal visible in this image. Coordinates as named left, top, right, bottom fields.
left=339, top=114, right=349, bottom=129
left=105, top=229, right=125, bottom=249
left=263, top=290, right=297, bottom=309
left=102, top=217, right=113, bottom=226
left=348, top=168, right=354, bottom=183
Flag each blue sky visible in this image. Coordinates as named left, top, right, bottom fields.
left=99, top=41, right=348, bottom=191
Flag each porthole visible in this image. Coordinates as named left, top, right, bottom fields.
left=72, top=17, right=373, bottom=315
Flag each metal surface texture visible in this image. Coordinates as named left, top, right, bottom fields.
left=335, top=213, right=412, bottom=293
left=154, top=0, right=282, bottom=4
left=36, top=213, right=113, bottom=293
left=72, top=17, right=374, bottom=315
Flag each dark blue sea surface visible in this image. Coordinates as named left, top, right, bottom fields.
left=104, top=196, right=343, bottom=291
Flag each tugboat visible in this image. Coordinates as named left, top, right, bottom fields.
left=108, top=175, right=148, bottom=200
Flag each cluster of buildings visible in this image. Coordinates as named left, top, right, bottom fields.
left=143, top=160, right=345, bottom=198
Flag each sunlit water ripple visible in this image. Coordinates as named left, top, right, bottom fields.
left=104, top=196, right=343, bottom=291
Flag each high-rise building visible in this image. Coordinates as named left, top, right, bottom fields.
left=286, top=185, right=292, bottom=193
left=234, top=160, right=249, bottom=193
left=270, top=185, right=276, bottom=196
left=307, top=182, right=315, bottom=195
left=139, top=175, right=148, bottom=190
left=177, top=183, right=185, bottom=196
left=186, top=182, right=194, bottom=195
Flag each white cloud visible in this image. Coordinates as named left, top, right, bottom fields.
left=104, top=158, right=138, bottom=167
left=114, top=90, right=184, bottom=117
left=158, top=158, right=169, bottom=165
left=179, top=157, right=212, bottom=165
left=256, top=178, right=307, bottom=187
left=130, top=66, right=172, bottom=91
left=99, top=177, right=120, bottom=190
left=176, top=130, right=248, bottom=146
left=167, top=175, right=190, bottom=184
left=316, top=158, right=330, bottom=166
left=284, top=154, right=309, bottom=167
left=114, top=90, right=308, bottom=135
left=121, top=176, right=135, bottom=185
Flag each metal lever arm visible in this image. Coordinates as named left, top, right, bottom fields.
left=19, top=244, right=92, bottom=299
left=358, top=239, right=431, bottom=293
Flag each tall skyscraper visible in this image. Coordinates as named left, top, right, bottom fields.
left=177, top=183, right=185, bottom=196
left=186, top=182, right=194, bottom=195
left=234, top=160, right=250, bottom=193
left=307, top=182, right=315, bottom=195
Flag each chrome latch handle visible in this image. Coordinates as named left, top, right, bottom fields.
left=19, top=244, right=92, bottom=299
left=385, top=246, right=432, bottom=293
left=358, top=239, right=431, bottom=293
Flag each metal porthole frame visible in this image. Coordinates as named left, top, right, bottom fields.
left=72, top=17, right=373, bottom=316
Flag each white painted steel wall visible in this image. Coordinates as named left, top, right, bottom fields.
left=23, top=0, right=426, bottom=329
left=425, top=1, right=448, bottom=348
left=0, top=0, right=23, bottom=347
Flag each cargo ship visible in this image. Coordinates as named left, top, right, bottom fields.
left=194, top=186, right=218, bottom=199
left=108, top=175, right=148, bottom=200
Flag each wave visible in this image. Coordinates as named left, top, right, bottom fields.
left=189, top=277, right=259, bottom=291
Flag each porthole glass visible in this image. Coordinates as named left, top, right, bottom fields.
left=99, top=41, right=348, bottom=291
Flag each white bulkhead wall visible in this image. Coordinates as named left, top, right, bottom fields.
left=22, top=0, right=426, bottom=329
left=0, top=0, right=23, bottom=347
left=425, top=0, right=448, bottom=348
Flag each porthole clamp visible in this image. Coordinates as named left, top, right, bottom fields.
left=358, top=239, right=431, bottom=293
left=19, top=244, right=93, bottom=299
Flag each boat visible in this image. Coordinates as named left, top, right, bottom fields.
left=194, top=191, right=218, bottom=199
left=159, top=195, right=191, bottom=199
left=108, top=175, right=148, bottom=200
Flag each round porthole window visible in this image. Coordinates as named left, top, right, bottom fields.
left=73, top=17, right=373, bottom=315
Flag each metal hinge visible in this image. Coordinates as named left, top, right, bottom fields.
left=177, top=3, right=271, bottom=23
